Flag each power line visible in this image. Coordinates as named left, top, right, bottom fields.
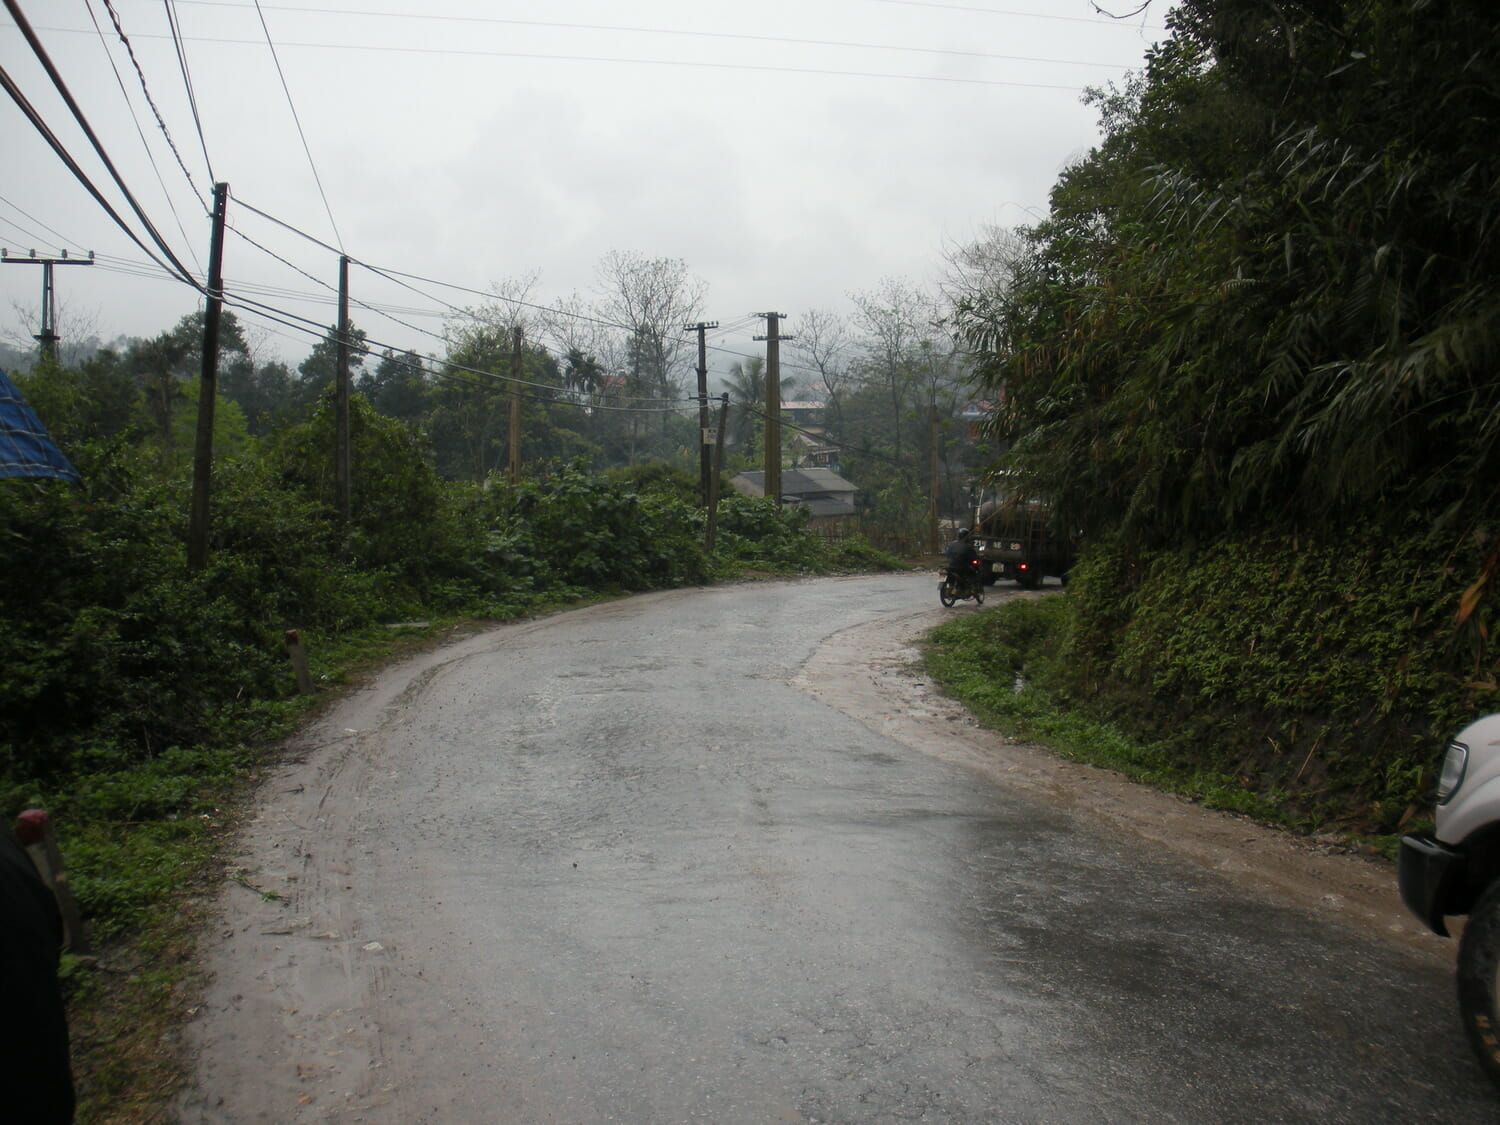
left=0, top=193, right=81, bottom=250
left=84, top=0, right=205, bottom=274
left=219, top=282, right=694, bottom=412
left=251, top=0, right=343, bottom=251
left=26, top=26, right=1124, bottom=92
left=863, top=0, right=1166, bottom=29
left=0, top=59, right=193, bottom=289
left=93, top=0, right=209, bottom=209
left=162, top=0, right=218, bottom=186
left=169, top=1, right=1140, bottom=72
left=4, top=0, right=203, bottom=289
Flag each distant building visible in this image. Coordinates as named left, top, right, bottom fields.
left=781, top=400, right=826, bottom=423
left=730, top=467, right=858, bottom=529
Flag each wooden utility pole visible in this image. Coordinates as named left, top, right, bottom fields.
left=705, top=393, right=729, bottom=553
left=187, top=181, right=228, bottom=573
left=335, top=255, right=351, bottom=526
left=754, top=312, right=792, bottom=506
left=685, top=320, right=718, bottom=507
left=928, top=405, right=941, bottom=555
left=508, top=326, right=524, bottom=479
left=0, top=248, right=94, bottom=363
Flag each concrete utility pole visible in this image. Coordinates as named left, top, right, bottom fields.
left=508, top=326, right=524, bottom=479
left=754, top=312, right=793, bottom=506
left=335, top=255, right=352, bottom=526
left=187, top=181, right=229, bottom=573
left=685, top=320, right=718, bottom=507
left=0, top=248, right=94, bottom=363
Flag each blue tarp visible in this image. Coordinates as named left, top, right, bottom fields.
left=0, top=369, right=78, bottom=482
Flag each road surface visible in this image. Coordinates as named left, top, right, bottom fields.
left=175, top=573, right=1495, bottom=1122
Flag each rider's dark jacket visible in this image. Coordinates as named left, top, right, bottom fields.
left=944, top=536, right=978, bottom=572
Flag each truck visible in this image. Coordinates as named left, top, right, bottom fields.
left=970, top=494, right=1075, bottom=589
left=1399, top=713, right=1500, bottom=1090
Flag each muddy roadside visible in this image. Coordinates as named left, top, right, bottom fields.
left=794, top=600, right=1458, bottom=966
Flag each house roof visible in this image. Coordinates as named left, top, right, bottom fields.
left=731, top=468, right=857, bottom=499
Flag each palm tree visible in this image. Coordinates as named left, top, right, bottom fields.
left=725, top=356, right=801, bottom=464
left=724, top=357, right=766, bottom=461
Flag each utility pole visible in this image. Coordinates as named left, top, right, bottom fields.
left=705, top=393, right=729, bottom=553
left=187, top=181, right=229, bottom=573
left=928, top=405, right=941, bottom=555
left=335, top=255, right=351, bottom=526
left=508, top=326, right=524, bottom=479
left=1, top=248, right=94, bottom=363
left=685, top=320, right=718, bottom=508
left=754, top=312, right=793, bottom=506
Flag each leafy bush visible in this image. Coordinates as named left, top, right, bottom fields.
left=712, top=495, right=828, bottom=572
left=482, top=463, right=709, bottom=592
left=932, top=522, right=1493, bottom=833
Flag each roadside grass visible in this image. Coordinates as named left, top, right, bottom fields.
left=921, top=595, right=1331, bottom=835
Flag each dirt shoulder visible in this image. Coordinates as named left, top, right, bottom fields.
left=794, top=598, right=1458, bottom=966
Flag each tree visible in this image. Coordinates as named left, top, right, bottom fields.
left=592, top=250, right=706, bottom=406
left=293, top=322, right=368, bottom=417
left=849, top=278, right=941, bottom=460
left=724, top=357, right=767, bottom=462
left=127, top=311, right=251, bottom=466
left=358, top=348, right=430, bottom=423
left=789, top=308, right=854, bottom=435
left=221, top=357, right=296, bottom=437
left=958, top=0, right=1500, bottom=551
left=429, top=326, right=513, bottom=481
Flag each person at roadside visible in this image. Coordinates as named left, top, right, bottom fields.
left=0, top=822, right=75, bottom=1122
left=944, top=527, right=980, bottom=594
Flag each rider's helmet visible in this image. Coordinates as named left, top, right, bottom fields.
left=958, top=527, right=971, bottom=538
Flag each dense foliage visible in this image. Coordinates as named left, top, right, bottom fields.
left=929, top=517, right=1485, bottom=835
left=944, top=0, right=1500, bottom=813
left=963, top=0, right=1500, bottom=552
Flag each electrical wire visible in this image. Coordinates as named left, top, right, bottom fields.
left=0, top=59, right=194, bottom=287
left=4, top=0, right=203, bottom=289
left=168, top=1, right=1139, bottom=72
left=219, top=282, right=695, bottom=413
left=162, top=0, right=217, bottom=186
left=95, top=0, right=209, bottom=209
left=85, top=0, right=204, bottom=274
left=25, top=26, right=1119, bottom=92
left=251, top=0, right=343, bottom=251
left=863, top=0, right=1165, bottom=28
left=0, top=196, right=83, bottom=253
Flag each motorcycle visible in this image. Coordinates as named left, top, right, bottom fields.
left=939, top=558, right=985, bottom=607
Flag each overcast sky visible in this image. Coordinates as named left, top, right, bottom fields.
left=1, top=0, right=1170, bottom=376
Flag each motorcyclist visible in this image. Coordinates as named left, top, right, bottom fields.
left=943, top=527, right=979, bottom=594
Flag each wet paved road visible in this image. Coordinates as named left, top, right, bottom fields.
left=179, top=573, right=1496, bottom=1122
